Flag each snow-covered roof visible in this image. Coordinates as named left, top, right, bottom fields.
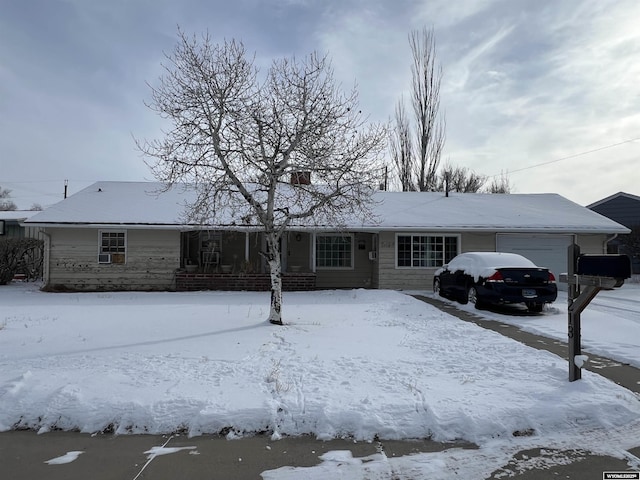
left=1, top=210, right=39, bottom=221
left=371, top=191, right=628, bottom=233
left=24, top=181, right=630, bottom=234
left=24, top=182, right=194, bottom=229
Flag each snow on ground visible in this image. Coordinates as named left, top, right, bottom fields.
left=1, top=282, right=639, bottom=478
left=433, top=282, right=640, bottom=369
left=43, top=450, right=84, bottom=465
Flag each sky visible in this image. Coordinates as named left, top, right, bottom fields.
left=2, top=0, right=639, bottom=210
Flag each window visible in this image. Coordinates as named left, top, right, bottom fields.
left=396, top=235, right=458, bottom=268
left=99, top=230, right=126, bottom=264
left=316, top=235, right=353, bottom=269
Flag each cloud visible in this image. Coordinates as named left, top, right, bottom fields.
left=430, top=0, right=640, bottom=202
left=2, top=0, right=639, bottom=208
left=445, top=24, right=516, bottom=93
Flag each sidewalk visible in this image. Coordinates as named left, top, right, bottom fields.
left=3, top=429, right=636, bottom=479
left=0, top=431, right=476, bottom=479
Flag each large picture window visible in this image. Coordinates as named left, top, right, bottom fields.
left=99, top=230, right=126, bottom=264
left=396, top=235, right=458, bottom=268
left=316, top=235, right=353, bottom=269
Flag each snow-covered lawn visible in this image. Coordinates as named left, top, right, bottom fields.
left=1, top=282, right=639, bottom=478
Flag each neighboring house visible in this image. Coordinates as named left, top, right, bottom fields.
left=23, top=181, right=629, bottom=292
left=587, top=192, right=640, bottom=273
left=0, top=211, right=41, bottom=238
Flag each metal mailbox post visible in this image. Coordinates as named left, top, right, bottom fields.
left=561, top=245, right=631, bottom=381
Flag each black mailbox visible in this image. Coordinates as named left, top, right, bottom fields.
left=576, top=254, right=631, bottom=279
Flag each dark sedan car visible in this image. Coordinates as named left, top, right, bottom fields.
left=433, top=252, right=557, bottom=312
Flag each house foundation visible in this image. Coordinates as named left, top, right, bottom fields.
left=175, top=272, right=316, bottom=291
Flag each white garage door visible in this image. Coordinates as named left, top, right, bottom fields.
left=496, top=234, right=573, bottom=290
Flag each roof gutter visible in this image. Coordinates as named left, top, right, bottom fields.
left=20, top=222, right=630, bottom=235
left=604, top=233, right=619, bottom=254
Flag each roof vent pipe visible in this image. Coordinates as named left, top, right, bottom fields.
left=445, top=171, right=450, bottom=197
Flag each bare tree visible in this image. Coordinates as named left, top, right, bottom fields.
left=436, top=165, right=487, bottom=193
left=618, top=225, right=640, bottom=264
left=389, top=98, right=414, bottom=191
left=389, top=27, right=445, bottom=191
left=139, top=30, right=387, bottom=325
left=410, top=27, right=445, bottom=191
left=0, top=186, right=17, bottom=211
left=0, top=238, right=43, bottom=284
left=485, top=171, right=512, bottom=193
left=391, top=28, right=509, bottom=195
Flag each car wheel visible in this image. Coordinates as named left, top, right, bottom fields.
left=526, top=302, right=543, bottom=313
left=467, top=285, right=484, bottom=309
left=433, top=278, right=441, bottom=296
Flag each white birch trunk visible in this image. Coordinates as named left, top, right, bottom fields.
left=266, top=233, right=283, bottom=325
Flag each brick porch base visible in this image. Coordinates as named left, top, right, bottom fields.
left=175, top=272, right=316, bottom=292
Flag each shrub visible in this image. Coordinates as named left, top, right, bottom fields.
left=0, top=237, right=44, bottom=285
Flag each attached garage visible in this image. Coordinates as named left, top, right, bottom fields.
left=496, top=234, right=573, bottom=289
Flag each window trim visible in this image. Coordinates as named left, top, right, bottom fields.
left=315, top=233, right=355, bottom=270
left=395, top=233, right=460, bottom=269
left=98, top=229, right=127, bottom=265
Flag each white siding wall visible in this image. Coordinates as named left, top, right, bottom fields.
left=576, top=234, right=609, bottom=254
left=461, top=232, right=497, bottom=252
left=46, top=228, right=180, bottom=291
left=377, top=231, right=495, bottom=290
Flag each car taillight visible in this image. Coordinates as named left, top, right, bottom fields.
left=486, top=271, right=504, bottom=282
left=548, top=272, right=556, bottom=283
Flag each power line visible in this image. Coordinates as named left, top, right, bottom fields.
left=488, top=136, right=640, bottom=178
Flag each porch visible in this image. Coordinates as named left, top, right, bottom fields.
left=180, top=230, right=314, bottom=275
left=178, top=229, right=378, bottom=291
